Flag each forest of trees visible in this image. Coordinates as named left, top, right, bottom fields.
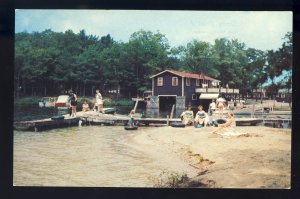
left=14, top=29, right=292, bottom=98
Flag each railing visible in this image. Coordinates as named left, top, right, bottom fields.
left=195, top=88, right=239, bottom=94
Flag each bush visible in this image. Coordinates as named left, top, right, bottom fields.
left=76, top=97, right=134, bottom=109
left=150, top=171, right=190, bottom=188
left=104, top=98, right=134, bottom=106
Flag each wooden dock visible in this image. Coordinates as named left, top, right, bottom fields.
left=14, top=116, right=80, bottom=132
left=14, top=111, right=291, bottom=131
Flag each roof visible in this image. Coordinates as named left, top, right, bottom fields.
left=150, top=70, right=219, bottom=81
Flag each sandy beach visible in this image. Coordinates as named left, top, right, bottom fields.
left=126, top=125, right=291, bottom=188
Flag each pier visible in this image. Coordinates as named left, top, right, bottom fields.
left=14, top=110, right=292, bottom=132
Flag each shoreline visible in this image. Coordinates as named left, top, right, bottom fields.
left=126, top=126, right=291, bottom=188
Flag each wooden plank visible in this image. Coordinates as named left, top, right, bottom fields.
left=133, top=100, right=139, bottom=112
left=170, top=104, right=175, bottom=119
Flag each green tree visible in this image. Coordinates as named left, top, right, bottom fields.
left=181, top=40, right=219, bottom=78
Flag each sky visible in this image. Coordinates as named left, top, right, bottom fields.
left=15, top=10, right=292, bottom=51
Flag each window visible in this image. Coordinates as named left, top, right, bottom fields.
left=157, top=77, right=163, bottom=86
left=186, top=78, right=190, bottom=86
left=192, top=94, right=197, bottom=100
left=196, top=79, right=200, bottom=86
left=172, top=77, right=178, bottom=86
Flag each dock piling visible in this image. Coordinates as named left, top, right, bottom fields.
left=170, top=104, right=175, bottom=119
left=167, top=115, right=170, bottom=126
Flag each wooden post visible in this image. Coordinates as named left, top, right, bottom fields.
left=167, top=115, right=170, bottom=126
left=251, top=104, right=255, bottom=118
left=133, top=100, right=139, bottom=112
left=170, top=104, right=175, bottom=119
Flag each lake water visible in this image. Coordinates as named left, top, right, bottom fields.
left=13, top=126, right=163, bottom=187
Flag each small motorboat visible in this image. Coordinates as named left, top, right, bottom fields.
left=51, top=115, right=65, bottom=121
left=124, top=125, right=139, bottom=130
left=171, top=122, right=185, bottom=128
left=102, top=108, right=116, bottom=114
left=38, top=97, right=57, bottom=108
left=55, top=95, right=70, bottom=109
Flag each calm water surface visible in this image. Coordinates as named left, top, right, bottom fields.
left=14, top=126, right=162, bottom=187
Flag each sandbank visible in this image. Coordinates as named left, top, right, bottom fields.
left=126, top=125, right=291, bottom=188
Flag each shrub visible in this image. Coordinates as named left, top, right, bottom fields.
left=150, top=171, right=190, bottom=188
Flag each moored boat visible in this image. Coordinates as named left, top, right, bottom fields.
left=38, top=97, right=57, bottom=108
left=102, top=108, right=116, bottom=114
left=55, top=95, right=70, bottom=109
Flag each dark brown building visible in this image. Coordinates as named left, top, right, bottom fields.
left=148, top=70, right=220, bottom=111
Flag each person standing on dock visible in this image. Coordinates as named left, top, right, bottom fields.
left=68, top=90, right=77, bottom=117
left=95, top=89, right=104, bottom=113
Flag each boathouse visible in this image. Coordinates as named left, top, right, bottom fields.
left=148, top=70, right=222, bottom=112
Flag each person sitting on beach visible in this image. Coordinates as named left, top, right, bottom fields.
left=194, top=105, right=208, bottom=127
left=82, top=101, right=90, bottom=112
left=180, top=105, right=194, bottom=126
left=212, top=111, right=236, bottom=135
left=218, top=112, right=236, bottom=127
left=128, top=110, right=135, bottom=127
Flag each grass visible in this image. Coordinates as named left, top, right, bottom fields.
left=149, top=170, right=214, bottom=188
left=150, top=171, right=190, bottom=188
left=14, top=96, right=41, bottom=106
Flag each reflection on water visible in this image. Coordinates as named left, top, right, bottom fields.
left=13, top=126, right=163, bottom=187
left=14, top=105, right=70, bottom=122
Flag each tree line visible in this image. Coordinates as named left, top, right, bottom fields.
left=15, top=29, right=292, bottom=98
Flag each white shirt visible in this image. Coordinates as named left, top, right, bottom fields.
left=210, top=102, right=216, bottom=110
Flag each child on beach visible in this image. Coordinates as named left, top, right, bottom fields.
left=180, top=105, right=194, bottom=126
left=194, top=105, right=208, bottom=127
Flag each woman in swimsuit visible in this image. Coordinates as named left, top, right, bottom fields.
left=180, top=105, right=194, bottom=126
left=68, top=90, right=77, bottom=117
left=195, top=105, right=207, bottom=127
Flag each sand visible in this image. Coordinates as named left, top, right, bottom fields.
left=126, top=126, right=291, bottom=188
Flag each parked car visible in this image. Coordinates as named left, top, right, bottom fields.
left=38, top=97, right=57, bottom=108
left=55, top=95, right=70, bottom=109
